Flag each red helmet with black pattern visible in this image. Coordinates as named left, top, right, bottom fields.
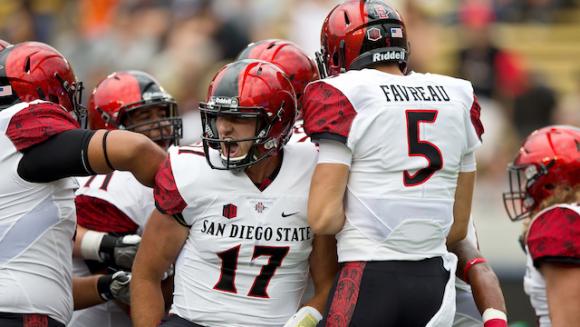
left=503, top=125, right=580, bottom=221
left=236, top=39, right=319, bottom=109
left=199, top=59, right=297, bottom=170
left=317, top=0, right=409, bottom=77
left=88, top=70, right=182, bottom=148
left=0, top=41, right=85, bottom=124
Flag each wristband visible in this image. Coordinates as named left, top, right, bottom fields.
left=463, top=257, right=487, bottom=284
left=80, top=230, right=106, bottom=261
left=283, top=306, right=322, bottom=327
left=97, top=274, right=113, bottom=301
left=482, top=308, right=507, bottom=327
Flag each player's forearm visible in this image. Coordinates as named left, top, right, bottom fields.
left=131, top=276, right=166, bottom=327
left=468, top=264, right=507, bottom=313
left=73, top=275, right=105, bottom=310
left=88, top=130, right=166, bottom=187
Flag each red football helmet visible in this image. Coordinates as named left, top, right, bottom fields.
left=88, top=70, right=182, bottom=147
left=317, top=0, right=409, bottom=77
left=199, top=59, right=297, bottom=170
left=0, top=41, right=84, bottom=123
left=236, top=39, right=319, bottom=109
left=503, top=125, right=580, bottom=221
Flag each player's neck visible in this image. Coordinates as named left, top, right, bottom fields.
left=245, top=152, right=282, bottom=185
left=375, top=65, right=404, bottom=76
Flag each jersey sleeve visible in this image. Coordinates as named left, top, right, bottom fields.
left=6, top=102, right=80, bottom=151
left=153, top=156, right=189, bottom=226
left=527, top=206, right=580, bottom=267
left=302, top=80, right=357, bottom=144
left=465, top=94, right=484, bottom=153
left=75, top=195, right=139, bottom=233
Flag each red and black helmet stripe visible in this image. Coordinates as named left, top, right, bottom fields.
left=210, top=61, right=245, bottom=100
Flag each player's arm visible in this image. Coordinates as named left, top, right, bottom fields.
left=305, top=235, right=338, bottom=311
left=308, top=163, right=349, bottom=235
left=527, top=206, right=580, bottom=326
left=17, top=129, right=165, bottom=187
left=73, top=272, right=131, bottom=310
left=447, top=171, right=476, bottom=247
left=131, top=209, right=188, bottom=327
left=285, top=235, right=338, bottom=327
left=541, top=263, right=580, bottom=326
left=449, top=239, right=508, bottom=326
left=73, top=224, right=141, bottom=270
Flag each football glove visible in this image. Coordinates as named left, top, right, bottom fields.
left=81, top=231, right=141, bottom=270
left=97, top=271, right=132, bottom=305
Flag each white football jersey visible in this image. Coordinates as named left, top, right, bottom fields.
left=303, top=69, right=483, bottom=262
left=156, top=143, right=317, bottom=327
left=76, top=171, right=154, bottom=231
left=288, top=119, right=310, bottom=144
left=0, top=101, right=79, bottom=324
left=72, top=172, right=154, bottom=327
left=523, top=203, right=580, bottom=327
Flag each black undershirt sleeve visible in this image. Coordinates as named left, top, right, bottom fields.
left=17, top=129, right=96, bottom=183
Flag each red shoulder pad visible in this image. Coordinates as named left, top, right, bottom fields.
left=154, top=157, right=187, bottom=215
left=302, top=81, right=357, bottom=144
left=75, top=195, right=139, bottom=233
left=527, top=206, right=580, bottom=265
left=6, top=102, right=80, bottom=151
left=470, top=95, right=484, bottom=141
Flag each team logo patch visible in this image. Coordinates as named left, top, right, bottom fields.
left=248, top=199, right=273, bottom=215
left=222, top=203, right=237, bottom=219
left=255, top=202, right=267, bottom=213
left=367, top=27, right=382, bottom=42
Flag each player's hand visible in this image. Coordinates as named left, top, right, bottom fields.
left=97, top=271, right=132, bottom=305
left=283, top=306, right=322, bottom=327
left=100, top=234, right=141, bottom=270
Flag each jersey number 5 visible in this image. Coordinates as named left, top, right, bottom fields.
left=404, top=110, right=443, bottom=186
left=214, top=245, right=289, bottom=298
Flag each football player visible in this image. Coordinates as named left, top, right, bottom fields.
left=0, top=42, right=165, bottom=327
left=303, top=1, right=487, bottom=325
left=235, top=38, right=320, bottom=144
left=504, top=125, right=580, bottom=326
left=131, top=59, right=337, bottom=327
left=70, top=70, right=183, bottom=327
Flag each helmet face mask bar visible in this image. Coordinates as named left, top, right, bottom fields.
left=199, top=96, right=287, bottom=170
left=502, top=162, right=552, bottom=221
left=55, top=72, right=86, bottom=128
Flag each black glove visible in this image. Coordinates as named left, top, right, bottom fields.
left=97, top=271, right=132, bottom=305
left=99, top=234, right=141, bottom=270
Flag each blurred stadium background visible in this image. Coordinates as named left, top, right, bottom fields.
left=1, top=0, right=579, bottom=325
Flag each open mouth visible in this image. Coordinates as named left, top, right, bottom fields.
left=223, top=139, right=240, bottom=157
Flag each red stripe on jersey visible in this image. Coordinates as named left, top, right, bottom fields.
left=154, top=157, right=187, bottom=215
left=527, top=206, right=580, bottom=265
left=470, top=95, right=484, bottom=141
left=75, top=195, right=139, bottom=233
left=302, top=81, right=357, bottom=144
left=325, top=261, right=366, bottom=326
left=23, top=314, right=48, bottom=327
left=6, top=102, right=80, bottom=151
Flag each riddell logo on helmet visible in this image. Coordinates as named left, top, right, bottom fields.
left=210, top=96, right=238, bottom=107
left=372, top=51, right=405, bottom=62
